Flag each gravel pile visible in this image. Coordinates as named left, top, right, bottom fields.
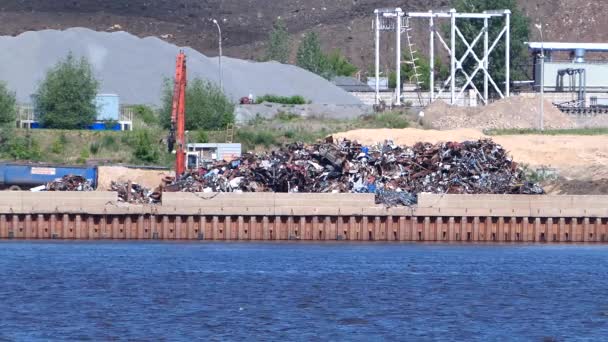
left=0, top=28, right=361, bottom=106
left=423, top=96, right=575, bottom=130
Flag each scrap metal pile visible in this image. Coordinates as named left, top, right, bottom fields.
left=43, top=175, right=94, bottom=191
left=166, top=138, right=543, bottom=205
left=111, top=181, right=161, bottom=204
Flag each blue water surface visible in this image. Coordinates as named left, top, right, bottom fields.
left=0, top=242, right=607, bottom=341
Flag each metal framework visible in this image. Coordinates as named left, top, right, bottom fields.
left=374, top=8, right=512, bottom=106
left=556, top=68, right=586, bottom=108
left=374, top=8, right=404, bottom=106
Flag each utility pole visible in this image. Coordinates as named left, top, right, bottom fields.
left=395, top=8, right=403, bottom=106
left=212, top=19, right=223, bottom=91
left=535, top=23, right=544, bottom=131
left=374, top=10, right=380, bottom=106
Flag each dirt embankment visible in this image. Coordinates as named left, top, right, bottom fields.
left=334, top=128, right=608, bottom=184
left=4, top=0, right=608, bottom=68
left=422, top=96, right=576, bottom=130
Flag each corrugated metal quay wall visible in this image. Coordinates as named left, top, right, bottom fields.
left=0, top=192, right=607, bottom=243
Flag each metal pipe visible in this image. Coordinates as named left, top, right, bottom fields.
left=505, top=10, right=511, bottom=97
left=483, top=15, right=489, bottom=103
left=450, top=9, right=456, bottom=105
left=429, top=11, right=435, bottom=102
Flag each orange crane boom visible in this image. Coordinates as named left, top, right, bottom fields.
left=169, top=51, right=187, bottom=177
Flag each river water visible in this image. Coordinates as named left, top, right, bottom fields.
left=0, top=242, right=606, bottom=341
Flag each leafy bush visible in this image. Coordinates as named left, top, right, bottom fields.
left=236, top=130, right=278, bottom=149
left=89, top=142, right=100, bottom=155
left=326, top=49, right=358, bottom=77
left=132, top=130, right=160, bottom=163
left=193, top=130, right=209, bottom=143
left=256, top=95, right=307, bottom=105
left=79, top=148, right=90, bottom=160
left=51, top=139, right=64, bottom=154
left=284, top=130, right=296, bottom=139
left=101, top=135, right=118, bottom=150
left=3, top=135, right=41, bottom=160
left=160, top=78, right=234, bottom=131
left=132, top=105, right=158, bottom=126
left=50, top=133, right=68, bottom=154
left=34, top=53, right=99, bottom=129
left=377, top=112, right=410, bottom=129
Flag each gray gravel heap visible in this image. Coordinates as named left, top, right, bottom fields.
left=0, top=27, right=362, bottom=106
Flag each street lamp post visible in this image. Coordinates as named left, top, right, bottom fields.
left=212, top=19, right=223, bottom=91
left=535, top=23, right=544, bottom=131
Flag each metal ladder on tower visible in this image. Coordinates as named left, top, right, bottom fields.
left=403, top=17, right=424, bottom=107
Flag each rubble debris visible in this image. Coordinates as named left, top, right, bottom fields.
left=110, top=181, right=161, bottom=204
left=165, top=138, right=544, bottom=206
left=45, top=175, right=94, bottom=191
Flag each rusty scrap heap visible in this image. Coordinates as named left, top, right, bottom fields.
left=167, top=139, right=543, bottom=205
left=45, top=175, right=94, bottom=191
left=111, top=181, right=161, bottom=204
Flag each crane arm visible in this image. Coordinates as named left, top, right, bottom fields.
left=169, top=51, right=187, bottom=177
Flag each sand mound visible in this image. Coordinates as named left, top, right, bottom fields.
left=333, top=128, right=486, bottom=146
left=97, top=166, right=173, bottom=191
left=334, top=127, right=608, bottom=180
left=423, top=95, right=574, bottom=130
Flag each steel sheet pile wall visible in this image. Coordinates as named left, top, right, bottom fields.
left=0, top=192, right=606, bottom=242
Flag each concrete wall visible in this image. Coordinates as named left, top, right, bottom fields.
left=351, top=91, right=476, bottom=107
left=235, top=103, right=373, bottom=123
left=0, top=192, right=607, bottom=242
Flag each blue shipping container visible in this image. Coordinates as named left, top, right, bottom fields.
left=88, top=122, right=121, bottom=131
left=95, top=94, right=120, bottom=121
left=0, top=164, right=98, bottom=189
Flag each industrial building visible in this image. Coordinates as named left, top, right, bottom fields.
left=528, top=42, right=608, bottom=110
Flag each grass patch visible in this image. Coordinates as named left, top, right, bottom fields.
left=275, top=111, right=300, bottom=122
left=7, top=129, right=172, bottom=166
left=365, top=111, right=410, bottom=129
left=228, top=110, right=413, bottom=152
left=4, top=108, right=416, bottom=162
left=484, top=128, right=608, bottom=136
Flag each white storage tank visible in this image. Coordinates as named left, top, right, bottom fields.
left=95, top=94, right=120, bottom=121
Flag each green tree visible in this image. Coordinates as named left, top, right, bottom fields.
left=265, top=19, right=290, bottom=63
left=326, top=49, right=358, bottom=77
left=451, top=0, right=530, bottom=92
left=0, top=82, right=23, bottom=160
left=34, top=53, right=99, bottom=129
left=0, top=82, right=16, bottom=127
left=161, top=78, right=235, bottom=131
left=296, top=32, right=331, bottom=78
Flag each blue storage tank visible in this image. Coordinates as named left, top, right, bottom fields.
left=0, top=164, right=98, bottom=189
left=95, top=94, right=120, bottom=121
